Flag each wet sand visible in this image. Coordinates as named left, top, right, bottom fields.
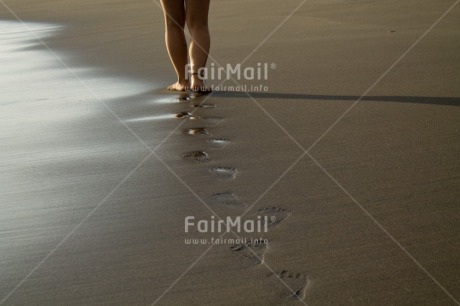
left=1, top=0, right=460, bottom=305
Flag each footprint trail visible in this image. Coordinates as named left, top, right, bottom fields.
left=257, top=207, right=290, bottom=227
left=182, top=151, right=210, bottom=162
left=207, top=138, right=230, bottom=147
left=186, top=127, right=210, bottom=136
left=230, top=240, right=268, bottom=266
left=208, top=192, right=244, bottom=207
left=270, top=270, right=309, bottom=301
left=210, top=167, right=237, bottom=179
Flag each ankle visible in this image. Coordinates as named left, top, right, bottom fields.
left=177, top=78, right=188, bottom=85
left=191, top=70, right=205, bottom=78
left=191, top=72, right=205, bottom=85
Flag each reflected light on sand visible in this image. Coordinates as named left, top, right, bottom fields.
left=0, top=20, right=152, bottom=109
left=0, top=20, right=157, bottom=163
left=125, top=114, right=176, bottom=122
left=153, top=95, right=192, bottom=104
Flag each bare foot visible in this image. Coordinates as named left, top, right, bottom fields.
left=167, top=81, right=189, bottom=91
left=191, top=75, right=212, bottom=94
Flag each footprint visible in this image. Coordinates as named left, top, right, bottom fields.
left=186, top=128, right=210, bottom=136
left=230, top=240, right=268, bottom=266
left=209, top=167, right=237, bottom=180
left=176, top=111, right=190, bottom=118
left=270, top=270, right=309, bottom=301
left=192, top=103, right=215, bottom=108
left=175, top=112, right=200, bottom=120
left=182, top=151, right=210, bottom=162
left=257, top=207, right=290, bottom=227
left=207, top=138, right=230, bottom=147
left=208, top=192, right=244, bottom=207
left=176, top=96, right=191, bottom=103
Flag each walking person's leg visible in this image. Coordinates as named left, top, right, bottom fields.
left=185, top=0, right=211, bottom=91
left=160, top=0, right=188, bottom=91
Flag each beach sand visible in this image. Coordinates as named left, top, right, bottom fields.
left=1, top=0, right=459, bottom=305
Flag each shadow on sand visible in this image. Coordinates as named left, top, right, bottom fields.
left=208, top=91, right=460, bottom=107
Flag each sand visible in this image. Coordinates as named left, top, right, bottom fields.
left=1, top=0, right=459, bottom=305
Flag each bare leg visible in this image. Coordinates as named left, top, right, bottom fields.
left=186, top=0, right=211, bottom=90
left=161, top=0, right=188, bottom=91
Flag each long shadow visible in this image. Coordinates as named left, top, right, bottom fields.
left=210, top=91, right=460, bottom=107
